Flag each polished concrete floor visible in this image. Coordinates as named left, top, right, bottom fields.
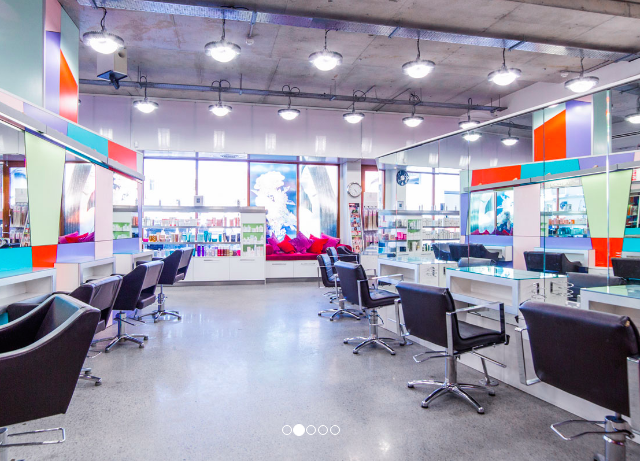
left=8, top=282, right=640, bottom=460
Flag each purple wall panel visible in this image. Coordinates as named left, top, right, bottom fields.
left=113, top=238, right=140, bottom=254
left=469, top=235, right=514, bottom=246
left=56, top=242, right=95, bottom=263
left=565, top=100, right=592, bottom=159
left=539, top=237, right=592, bottom=250
left=579, top=152, right=635, bottom=170
left=44, top=31, right=60, bottom=115
left=23, top=103, right=67, bottom=135
left=460, top=193, right=469, bottom=239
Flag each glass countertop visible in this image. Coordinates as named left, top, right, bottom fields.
left=449, top=266, right=565, bottom=280
left=378, top=255, right=450, bottom=265
left=582, top=284, right=640, bottom=299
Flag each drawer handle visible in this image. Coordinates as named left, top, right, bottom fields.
left=271, top=263, right=287, bottom=266
left=203, top=259, right=220, bottom=262
left=239, top=259, right=253, bottom=262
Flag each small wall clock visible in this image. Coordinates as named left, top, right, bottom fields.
left=347, top=182, right=362, bottom=198
left=396, top=169, right=410, bottom=186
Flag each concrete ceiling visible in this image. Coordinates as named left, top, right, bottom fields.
left=61, top=0, right=640, bottom=117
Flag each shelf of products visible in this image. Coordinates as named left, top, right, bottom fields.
left=541, top=183, right=589, bottom=238
left=363, top=206, right=379, bottom=252
left=376, top=209, right=460, bottom=256
left=626, top=195, right=639, bottom=229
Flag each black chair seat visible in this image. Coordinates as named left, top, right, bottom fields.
left=136, top=294, right=157, bottom=310
left=368, top=288, right=400, bottom=307
left=95, top=319, right=106, bottom=334
left=174, top=273, right=185, bottom=283
left=457, top=321, right=505, bottom=351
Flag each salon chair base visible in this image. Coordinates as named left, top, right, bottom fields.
left=0, top=426, right=65, bottom=461
left=408, top=356, right=495, bottom=414
left=343, top=307, right=405, bottom=355
left=93, top=312, right=148, bottom=352
left=551, top=415, right=633, bottom=461
left=78, top=367, right=101, bottom=386
left=319, top=299, right=362, bottom=321
left=137, top=288, right=181, bottom=322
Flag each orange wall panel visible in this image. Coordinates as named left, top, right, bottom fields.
left=534, top=110, right=566, bottom=162
left=108, top=141, right=138, bottom=171
left=59, top=52, right=78, bottom=123
left=471, top=165, right=521, bottom=186
left=31, top=245, right=58, bottom=268
left=591, top=237, right=624, bottom=267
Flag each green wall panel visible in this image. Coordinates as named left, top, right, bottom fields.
left=582, top=170, right=631, bottom=238
left=60, top=7, right=79, bottom=82
left=0, top=0, right=44, bottom=105
left=592, top=92, right=610, bottom=157
left=25, top=133, right=65, bottom=246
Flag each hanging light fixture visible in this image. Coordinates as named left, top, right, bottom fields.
left=402, top=31, right=435, bottom=79
left=344, top=90, right=365, bottom=124
left=132, top=76, right=158, bottom=113
left=402, top=93, right=424, bottom=127
left=564, top=57, right=599, bottom=93
left=501, top=125, right=519, bottom=146
left=278, top=85, right=301, bottom=121
left=487, top=48, right=521, bottom=86
left=625, top=97, right=640, bottom=124
left=459, top=98, right=479, bottom=129
left=309, top=30, right=343, bottom=71
left=205, top=17, right=241, bottom=63
left=208, top=80, right=232, bottom=116
left=82, top=7, right=124, bottom=55
left=463, top=131, right=481, bottom=142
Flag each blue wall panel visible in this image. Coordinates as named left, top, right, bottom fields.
left=0, top=248, right=33, bottom=271
left=67, top=124, right=109, bottom=156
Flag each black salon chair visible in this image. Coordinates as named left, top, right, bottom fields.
left=138, top=248, right=192, bottom=322
left=0, top=295, right=100, bottom=461
left=93, top=261, right=163, bottom=352
left=517, top=301, right=640, bottom=461
left=335, top=261, right=405, bottom=354
left=457, top=257, right=496, bottom=267
left=396, top=283, right=508, bottom=414
left=337, top=245, right=359, bottom=263
left=566, top=272, right=625, bottom=302
left=317, top=254, right=341, bottom=308
left=524, top=251, right=583, bottom=274
left=612, top=257, right=640, bottom=282
left=6, top=276, right=123, bottom=385
left=432, top=243, right=451, bottom=261
left=326, top=247, right=339, bottom=267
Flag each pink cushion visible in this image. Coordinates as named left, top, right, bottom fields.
left=58, top=231, right=79, bottom=244
left=266, top=245, right=274, bottom=256
left=266, top=253, right=318, bottom=261
left=267, top=236, right=280, bottom=254
left=321, top=233, right=340, bottom=252
left=290, top=231, right=312, bottom=253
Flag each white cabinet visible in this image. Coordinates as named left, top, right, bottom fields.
left=294, top=260, right=318, bottom=278
left=266, top=261, right=294, bottom=278
left=192, top=258, right=230, bottom=281
left=230, top=258, right=265, bottom=281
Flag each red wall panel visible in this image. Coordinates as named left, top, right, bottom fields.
left=534, top=110, right=566, bottom=162
left=108, top=141, right=138, bottom=171
left=32, top=245, right=58, bottom=268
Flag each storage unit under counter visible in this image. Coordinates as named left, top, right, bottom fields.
left=54, top=257, right=116, bottom=291
left=580, top=285, right=640, bottom=325
left=114, top=250, right=154, bottom=274
left=0, top=268, right=57, bottom=313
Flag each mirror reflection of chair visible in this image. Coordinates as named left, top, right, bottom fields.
left=6, top=276, right=123, bottom=386
left=457, top=257, right=496, bottom=268
left=524, top=251, right=582, bottom=274
left=517, top=301, right=640, bottom=461
left=432, top=243, right=451, bottom=261
left=449, top=244, right=499, bottom=263
left=612, top=257, right=640, bottom=282
left=396, top=283, right=508, bottom=414
left=334, top=261, right=405, bottom=354
left=566, top=273, right=625, bottom=302
left=137, top=248, right=192, bottom=322
left=0, top=295, right=100, bottom=461
left=94, top=261, right=164, bottom=352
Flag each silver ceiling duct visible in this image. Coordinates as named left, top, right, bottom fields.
left=77, top=0, right=638, bottom=61
left=79, top=78, right=506, bottom=111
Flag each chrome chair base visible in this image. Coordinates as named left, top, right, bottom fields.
left=78, top=367, right=101, bottom=386
left=137, top=289, right=181, bottom=323
left=318, top=299, right=361, bottom=321
left=93, top=312, right=148, bottom=353
left=1, top=426, right=65, bottom=461
left=343, top=336, right=398, bottom=355
left=408, top=380, right=494, bottom=414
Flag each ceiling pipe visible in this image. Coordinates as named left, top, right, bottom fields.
left=79, top=78, right=506, bottom=111
left=77, top=0, right=639, bottom=61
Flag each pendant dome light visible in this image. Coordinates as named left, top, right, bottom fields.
left=487, top=48, right=521, bottom=86
left=132, top=76, right=158, bottom=113
left=344, top=90, right=366, bottom=124
left=309, top=29, right=343, bottom=71
left=565, top=57, right=599, bottom=93
left=459, top=98, right=480, bottom=129
left=205, top=17, right=241, bottom=63
left=402, top=93, right=424, bottom=127
left=278, top=85, right=301, bottom=121
left=82, top=7, right=124, bottom=55
left=208, top=79, right=232, bottom=117
left=501, top=125, right=519, bottom=146
left=402, top=31, right=435, bottom=79
left=463, top=131, right=481, bottom=142
left=625, top=97, right=640, bottom=124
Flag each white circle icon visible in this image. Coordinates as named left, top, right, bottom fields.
left=292, top=424, right=305, bottom=436
left=306, top=425, right=316, bottom=435
left=282, top=425, right=292, bottom=435
left=330, top=425, right=340, bottom=435
left=318, top=425, right=329, bottom=435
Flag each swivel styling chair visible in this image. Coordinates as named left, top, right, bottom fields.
left=317, top=253, right=341, bottom=307
left=335, top=261, right=405, bottom=354
left=138, top=248, right=192, bottom=322
left=396, top=283, right=508, bottom=414
left=518, top=301, right=640, bottom=461
left=95, top=261, right=163, bottom=352
left=0, top=295, right=100, bottom=460
left=336, top=246, right=360, bottom=263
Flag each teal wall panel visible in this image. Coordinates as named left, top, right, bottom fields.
left=0, top=0, right=44, bottom=105
left=25, top=133, right=66, bottom=246
left=520, top=163, right=545, bottom=179
left=623, top=238, right=640, bottom=252
left=60, top=7, right=79, bottom=82
left=593, top=92, right=609, bottom=157
left=67, top=124, right=109, bottom=156
left=625, top=228, right=640, bottom=236
left=0, top=247, right=32, bottom=271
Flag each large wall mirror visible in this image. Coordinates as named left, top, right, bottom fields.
left=113, top=172, right=140, bottom=240
left=1, top=154, right=28, bottom=248
left=59, top=153, right=96, bottom=244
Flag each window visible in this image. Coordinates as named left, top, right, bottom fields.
left=435, top=173, right=460, bottom=212
left=299, top=164, right=338, bottom=237
left=144, top=159, right=196, bottom=206
left=249, top=163, right=297, bottom=239
left=469, top=192, right=495, bottom=235
left=495, top=190, right=514, bottom=236
left=198, top=161, right=248, bottom=206
left=405, top=173, right=433, bottom=210
left=113, top=173, right=139, bottom=206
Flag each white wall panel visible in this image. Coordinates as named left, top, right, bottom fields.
left=131, top=99, right=197, bottom=152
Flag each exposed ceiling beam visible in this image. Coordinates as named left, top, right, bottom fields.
left=77, top=0, right=639, bottom=61
left=508, top=0, right=640, bottom=19
left=79, top=78, right=506, bottom=111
